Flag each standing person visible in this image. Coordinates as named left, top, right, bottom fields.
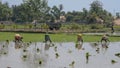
left=44, top=34, right=52, bottom=50
left=77, top=34, right=83, bottom=43
left=101, top=34, right=110, bottom=48
left=111, top=22, right=114, bottom=33
left=76, top=34, right=83, bottom=49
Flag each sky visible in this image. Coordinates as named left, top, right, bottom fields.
left=1, top=0, right=120, bottom=14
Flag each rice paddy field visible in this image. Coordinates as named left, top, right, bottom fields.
left=0, top=41, right=120, bottom=68
left=0, top=32, right=120, bottom=42
left=0, top=32, right=120, bottom=68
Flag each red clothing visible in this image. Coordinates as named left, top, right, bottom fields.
left=15, top=36, right=21, bottom=40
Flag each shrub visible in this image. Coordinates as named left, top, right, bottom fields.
left=12, top=24, right=18, bottom=29
left=90, top=24, right=103, bottom=29
left=28, top=24, right=33, bottom=29
left=0, top=24, right=5, bottom=29
left=70, top=23, right=81, bottom=30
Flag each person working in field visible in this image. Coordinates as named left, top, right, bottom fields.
left=76, top=34, right=83, bottom=49
left=44, top=34, right=53, bottom=50
left=15, top=34, right=23, bottom=42
left=77, top=34, right=83, bottom=43
left=45, top=34, right=52, bottom=43
left=101, top=34, right=110, bottom=43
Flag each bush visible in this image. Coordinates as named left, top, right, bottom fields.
left=12, top=24, right=18, bottom=29
left=0, top=24, right=5, bottom=29
left=41, top=23, right=49, bottom=29
left=90, top=24, right=103, bottom=29
left=46, top=22, right=61, bottom=30
left=28, top=24, right=33, bottom=29
left=70, top=23, right=81, bottom=30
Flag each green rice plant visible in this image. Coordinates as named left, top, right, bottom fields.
left=0, top=32, right=120, bottom=42
left=55, top=53, right=59, bottom=59
left=111, top=60, right=117, bottom=64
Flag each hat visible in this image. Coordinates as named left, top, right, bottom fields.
left=78, top=34, right=82, bottom=36
left=15, top=34, right=20, bottom=36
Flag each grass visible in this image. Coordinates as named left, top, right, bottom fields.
left=0, top=32, right=120, bottom=42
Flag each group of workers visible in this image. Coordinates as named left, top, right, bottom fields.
left=14, top=33, right=110, bottom=45
left=77, top=33, right=110, bottom=44
left=14, top=33, right=52, bottom=43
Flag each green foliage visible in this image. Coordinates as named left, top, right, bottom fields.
left=41, top=23, right=49, bottom=29
left=90, top=0, right=103, bottom=14
left=65, top=0, right=113, bottom=24
left=0, top=0, right=114, bottom=27
left=90, top=24, right=103, bottom=29
left=51, top=4, right=64, bottom=20
left=113, top=25, right=120, bottom=28
left=28, top=24, right=33, bottom=29
left=0, top=32, right=120, bottom=42
left=12, top=24, right=18, bottom=29
left=0, top=24, right=5, bottom=29
left=0, top=2, right=12, bottom=21
left=70, top=23, right=81, bottom=29
left=12, top=0, right=49, bottom=23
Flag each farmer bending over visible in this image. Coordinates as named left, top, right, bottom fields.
left=101, top=34, right=110, bottom=43
left=15, top=34, right=23, bottom=42
left=45, top=34, right=52, bottom=43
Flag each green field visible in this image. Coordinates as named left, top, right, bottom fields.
left=0, top=32, right=120, bottom=42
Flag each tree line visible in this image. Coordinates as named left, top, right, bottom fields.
left=0, top=0, right=119, bottom=25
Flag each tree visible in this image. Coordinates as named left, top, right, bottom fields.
left=88, top=0, right=113, bottom=24
left=0, top=2, right=12, bottom=21
left=66, top=11, right=85, bottom=23
left=23, top=0, right=49, bottom=22
left=51, top=4, right=64, bottom=22
left=66, top=12, right=74, bottom=22
left=90, top=0, right=103, bottom=14
left=11, top=0, right=50, bottom=23
left=12, top=4, right=31, bottom=23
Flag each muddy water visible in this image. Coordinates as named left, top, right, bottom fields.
left=0, top=42, right=120, bottom=68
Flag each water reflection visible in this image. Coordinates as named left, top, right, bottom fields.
left=0, top=41, right=9, bottom=56
left=75, top=41, right=83, bottom=50
left=0, top=42, right=120, bottom=68
left=86, top=52, right=91, bottom=64
left=89, top=41, right=111, bottom=54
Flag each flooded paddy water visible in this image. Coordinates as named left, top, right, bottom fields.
left=0, top=41, right=120, bottom=68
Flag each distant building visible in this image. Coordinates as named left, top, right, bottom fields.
left=60, top=15, right=66, bottom=23
left=54, top=15, right=66, bottom=23
left=95, top=17, right=104, bottom=24
left=113, top=18, right=120, bottom=25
